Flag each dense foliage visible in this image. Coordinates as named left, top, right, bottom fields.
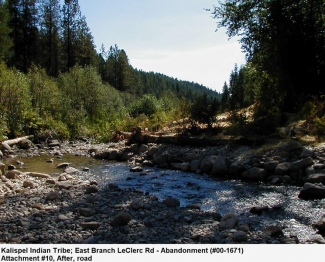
left=0, top=0, right=220, bottom=140
left=214, top=0, right=325, bottom=135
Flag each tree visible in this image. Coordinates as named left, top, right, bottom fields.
left=61, top=0, right=80, bottom=71
left=190, top=92, right=219, bottom=129
left=0, top=0, right=13, bottom=62
left=220, top=82, right=229, bottom=112
left=38, top=0, right=61, bottom=77
left=7, top=0, right=39, bottom=72
left=212, top=0, right=325, bottom=112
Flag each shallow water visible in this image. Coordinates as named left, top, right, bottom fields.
left=3, top=154, right=325, bottom=242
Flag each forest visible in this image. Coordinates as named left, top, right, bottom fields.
left=0, top=0, right=220, bottom=141
left=1, top=0, right=325, bottom=141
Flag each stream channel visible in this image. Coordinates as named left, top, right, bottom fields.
left=4, top=154, right=325, bottom=243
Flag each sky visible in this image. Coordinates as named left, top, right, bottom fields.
left=78, top=0, right=247, bottom=93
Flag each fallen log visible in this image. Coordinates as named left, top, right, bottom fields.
left=1, top=135, right=34, bottom=154
left=2, top=135, right=34, bottom=146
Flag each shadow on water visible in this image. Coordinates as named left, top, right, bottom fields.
left=2, top=154, right=325, bottom=242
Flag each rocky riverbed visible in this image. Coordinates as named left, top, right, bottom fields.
left=0, top=138, right=325, bottom=244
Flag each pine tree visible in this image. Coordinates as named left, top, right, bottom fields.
left=7, top=0, right=39, bottom=72
left=39, top=0, right=61, bottom=77
left=61, top=0, right=81, bottom=71
left=0, top=0, right=13, bottom=62
left=220, top=82, right=229, bottom=112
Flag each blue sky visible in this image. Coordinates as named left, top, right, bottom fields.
left=78, top=0, right=246, bottom=92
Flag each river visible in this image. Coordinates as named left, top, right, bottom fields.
left=3, top=154, right=325, bottom=243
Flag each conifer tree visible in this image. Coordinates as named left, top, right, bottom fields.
left=39, top=0, right=61, bottom=77
left=0, top=0, right=13, bottom=62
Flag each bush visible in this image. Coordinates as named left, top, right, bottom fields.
left=129, top=95, right=158, bottom=118
left=189, top=93, right=219, bottom=128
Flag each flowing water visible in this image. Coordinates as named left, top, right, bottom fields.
left=3, top=154, right=325, bottom=242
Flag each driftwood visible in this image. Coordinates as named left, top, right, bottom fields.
left=0, top=135, right=34, bottom=154
left=2, top=135, right=34, bottom=146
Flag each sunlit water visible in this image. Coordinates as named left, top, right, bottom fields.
left=3, top=155, right=325, bottom=242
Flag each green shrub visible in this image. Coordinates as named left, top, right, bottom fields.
left=129, top=95, right=158, bottom=118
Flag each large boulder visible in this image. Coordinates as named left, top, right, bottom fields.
left=229, top=162, right=244, bottom=177
left=190, top=159, right=201, bottom=172
left=200, top=156, right=217, bottom=173
left=298, top=183, right=325, bottom=200
left=275, top=162, right=291, bottom=176
left=241, top=167, right=267, bottom=180
left=280, top=140, right=302, bottom=152
left=211, top=155, right=228, bottom=176
left=289, top=157, right=314, bottom=172
left=153, top=154, right=169, bottom=166
left=264, top=161, right=279, bottom=172
left=18, top=139, right=32, bottom=149
left=306, top=174, right=325, bottom=184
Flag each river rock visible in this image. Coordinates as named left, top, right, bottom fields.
left=79, top=208, right=96, bottom=217
left=153, top=154, right=169, bottom=165
left=58, top=214, right=69, bottom=221
left=250, top=206, right=269, bottom=215
left=298, top=183, right=325, bottom=199
left=25, top=172, right=51, bottom=179
left=18, top=139, right=32, bottom=149
left=1, top=142, right=11, bottom=154
left=190, top=160, right=201, bottom=172
left=211, top=156, right=228, bottom=176
left=306, top=174, right=325, bottom=184
left=263, top=226, right=284, bottom=237
left=219, top=214, right=239, bottom=230
left=289, top=157, right=314, bottom=172
left=147, top=146, right=159, bottom=157
left=129, top=198, right=144, bottom=211
left=110, top=211, right=132, bottom=226
left=138, top=144, right=149, bottom=153
left=200, top=156, right=217, bottom=173
left=46, top=178, right=56, bottom=184
left=55, top=181, right=73, bottom=190
left=5, top=171, right=19, bottom=179
left=64, top=167, right=79, bottom=174
left=45, top=191, right=59, bottom=201
left=233, top=231, right=248, bottom=242
left=108, top=150, right=119, bottom=160
left=184, top=153, right=200, bottom=162
left=85, top=185, right=99, bottom=194
left=170, top=163, right=182, bottom=170
left=275, top=162, right=290, bottom=176
left=181, top=163, right=190, bottom=172
left=48, top=140, right=60, bottom=147
left=23, top=180, right=35, bottom=188
left=301, top=148, right=314, bottom=158
left=264, top=161, right=279, bottom=171
left=162, top=197, right=180, bottom=207
left=57, top=163, right=70, bottom=169
left=241, top=167, right=267, bottom=180
left=280, top=140, right=302, bottom=152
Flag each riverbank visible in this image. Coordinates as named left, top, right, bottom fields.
left=0, top=138, right=325, bottom=244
